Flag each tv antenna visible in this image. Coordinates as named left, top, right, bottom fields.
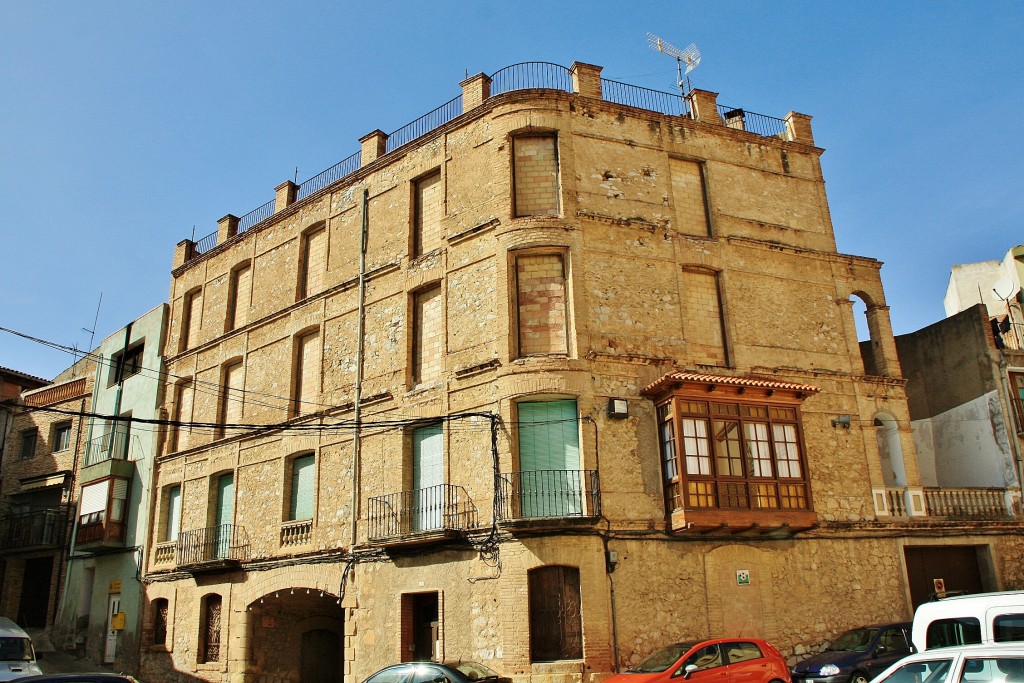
left=647, top=33, right=701, bottom=97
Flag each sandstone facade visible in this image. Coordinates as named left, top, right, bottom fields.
left=139, top=61, right=1023, bottom=683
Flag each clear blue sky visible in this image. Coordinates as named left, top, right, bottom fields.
left=2, top=1, right=1022, bottom=380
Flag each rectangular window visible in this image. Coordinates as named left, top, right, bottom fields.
left=172, top=381, right=194, bottom=452
left=164, top=485, right=181, bottom=542
left=289, top=454, right=315, bottom=521
left=513, top=135, right=560, bottom=217
left=413, top=171, right=442, bottom=257
left=412, top=286, right=443, bottom=386
left=669, top=158, right=710, bottom=236
left=109, top=343, right=144, bottom=385
left=227, top=263, right=252, bottom=331
left=516, top=252, right=569, bottom=357
left=53, top=422, right=72, bottom=452
left=299, top=227, right=327, bottom=300
left=657, top=398, right=810, bottom=512
left=681, top=268, right=727, bottom=366
left=79, top=480, right=110, bottom=524
left=517, top=400, right=582, bottom=517
left=182, top=290, right=202, bottom=351
left=219, top=362, right=244, bottom=435
left=293, top=332, right=321, bottom=417
left=1010, top=372, right=1024, bottom=432
left=528, top=566, right=582, bottom=662
left=19, top=429, right=37, bottom=459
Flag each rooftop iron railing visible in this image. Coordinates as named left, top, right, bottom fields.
left=602, top=78, right=691, bottom=117
left=717, top=104, right=788, bottom=138
left=185, top=62, right=789, bottom=257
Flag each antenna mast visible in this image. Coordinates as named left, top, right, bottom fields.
left=647, top=33, right=701, bottom=97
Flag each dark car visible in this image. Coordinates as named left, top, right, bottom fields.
left=15, top=676, right=139, bottom=683
left=363, top=661, right=511, bottom=683
left=791, top=623, right=913, bottom=683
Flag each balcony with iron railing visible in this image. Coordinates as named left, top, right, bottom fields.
left=497, top=470, right=601, bottom=526
left=367, top=484, right=478, bottom=545
left=882, top=486, right=1017, bottom=519
left=185, top=61, right=801, bottom=259
left=0, top=507, right=68, bottom=551
left=175, top=524, right=250, bottom=572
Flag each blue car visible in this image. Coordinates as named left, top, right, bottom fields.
left=791, top=623, right=913, bottom=683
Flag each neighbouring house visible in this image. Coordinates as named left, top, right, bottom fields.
left=0, top=358, right=93, bottom=629
left=136, top=60, right=1024, bottom=683
left=51, top=304, right=169, bottom=671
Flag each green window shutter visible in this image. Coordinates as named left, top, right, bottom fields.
left=518, top=400, right=580, bottom=471
left=290, top=454, right=315, bottom=521
left=215, top=473, right=234, bottom=527
left=413, top=424, right=444, bottom=490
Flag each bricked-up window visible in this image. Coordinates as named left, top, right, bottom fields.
left=513, top=135, right=560, bottom=217
left=515, top=252, right=569, bottom=357
left=656, top=398, right=811, bottom=512
left=292, top=332, right=321, bottom=417
left=413, top=170, right=442, bottom=257
left=52, top=422, right=72, bottom=452
left=199, top=593, right=222, bottom=662
left=528, top=565, right=582, bottom=662
left=182, top=289, right=202, bottom=351
left=681, top=268, right=728, bottom=366
left=299, top=226, right=327, bottom=300
left=1010, top=372, right=1024, bottom=433
left=172, top=380, right=194, bottom=452
left=109, top=342, right=144, bottom=386
left=227, top=263, right=252, bottom=332
left=218, top=361, right=244, bottom=437
left=19, top=428, right=37, bottom=459
left=152, top=598, right=168, bottom=646
left=669, top=158, right=710, bottom=236
left=412, top=286, right=443, bottom=386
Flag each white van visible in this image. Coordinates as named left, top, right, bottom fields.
left=912, top=591, right=1024, bottom=651
left=0, top=618, right=42, bottom=681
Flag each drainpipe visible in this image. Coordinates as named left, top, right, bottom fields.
left=349, top=188, right=369, bottom=551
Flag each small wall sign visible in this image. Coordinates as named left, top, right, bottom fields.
left=737, top=570, right=750, bottom=585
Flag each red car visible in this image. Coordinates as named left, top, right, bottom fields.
left=606, top=638, right=790, bottom=683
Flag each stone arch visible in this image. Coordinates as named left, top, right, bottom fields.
left=849, top=290, right=898, bottom=377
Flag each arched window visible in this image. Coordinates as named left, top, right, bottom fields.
left=199, top=593, right=222, bottom=662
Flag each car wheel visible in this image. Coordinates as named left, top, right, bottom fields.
left=849, top=672, right=869, bottom=683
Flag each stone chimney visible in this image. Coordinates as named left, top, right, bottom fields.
left=461, top=73, right=491, bottom=112
left=275, top=181, right=297, bottom=213
left=360, top=130, right=389, bottom=167
left=686, top=89, right=722, bottom=125
left=784, top=112, right=814, bottom=145
left=570, top=62, right=603, bottom=100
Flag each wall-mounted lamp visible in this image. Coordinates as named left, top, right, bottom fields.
left=608, top=398, right=629, bottom=419
left=831, top=415, right=852, bottom=429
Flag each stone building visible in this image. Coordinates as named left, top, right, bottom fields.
left=52, top=304, right=169, bottom=669
left=139, top=61, right=1024, bottom=683
left=0, top=359, right=93, bottom=629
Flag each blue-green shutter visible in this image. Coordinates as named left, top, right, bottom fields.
left=290, top=454, right=315, bottom=521
left=214, top=473, right=234, bottom=559
left=518, top=400, right=581, bottom=517
left=413, top=424, right=444, bottom=530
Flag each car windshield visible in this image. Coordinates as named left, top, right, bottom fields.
left=876, top=658, right=952, bottom=683
left=827, top=629, right=878, bottom=652
left=628, top=643, right=697, bottom=673
left=0, top=636, right=33, bottom=661
left=448, top=662, right=501, bottom=680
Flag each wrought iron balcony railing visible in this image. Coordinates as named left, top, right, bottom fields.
left=498, top=470, right=601, bottom=522
left=176, top=524, right=250, bottom=567
left=83, top=431, right=142, bottom=466
left=367, top=484, right=477, bottom=541
left=0, top=507, right=68, bottom=550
